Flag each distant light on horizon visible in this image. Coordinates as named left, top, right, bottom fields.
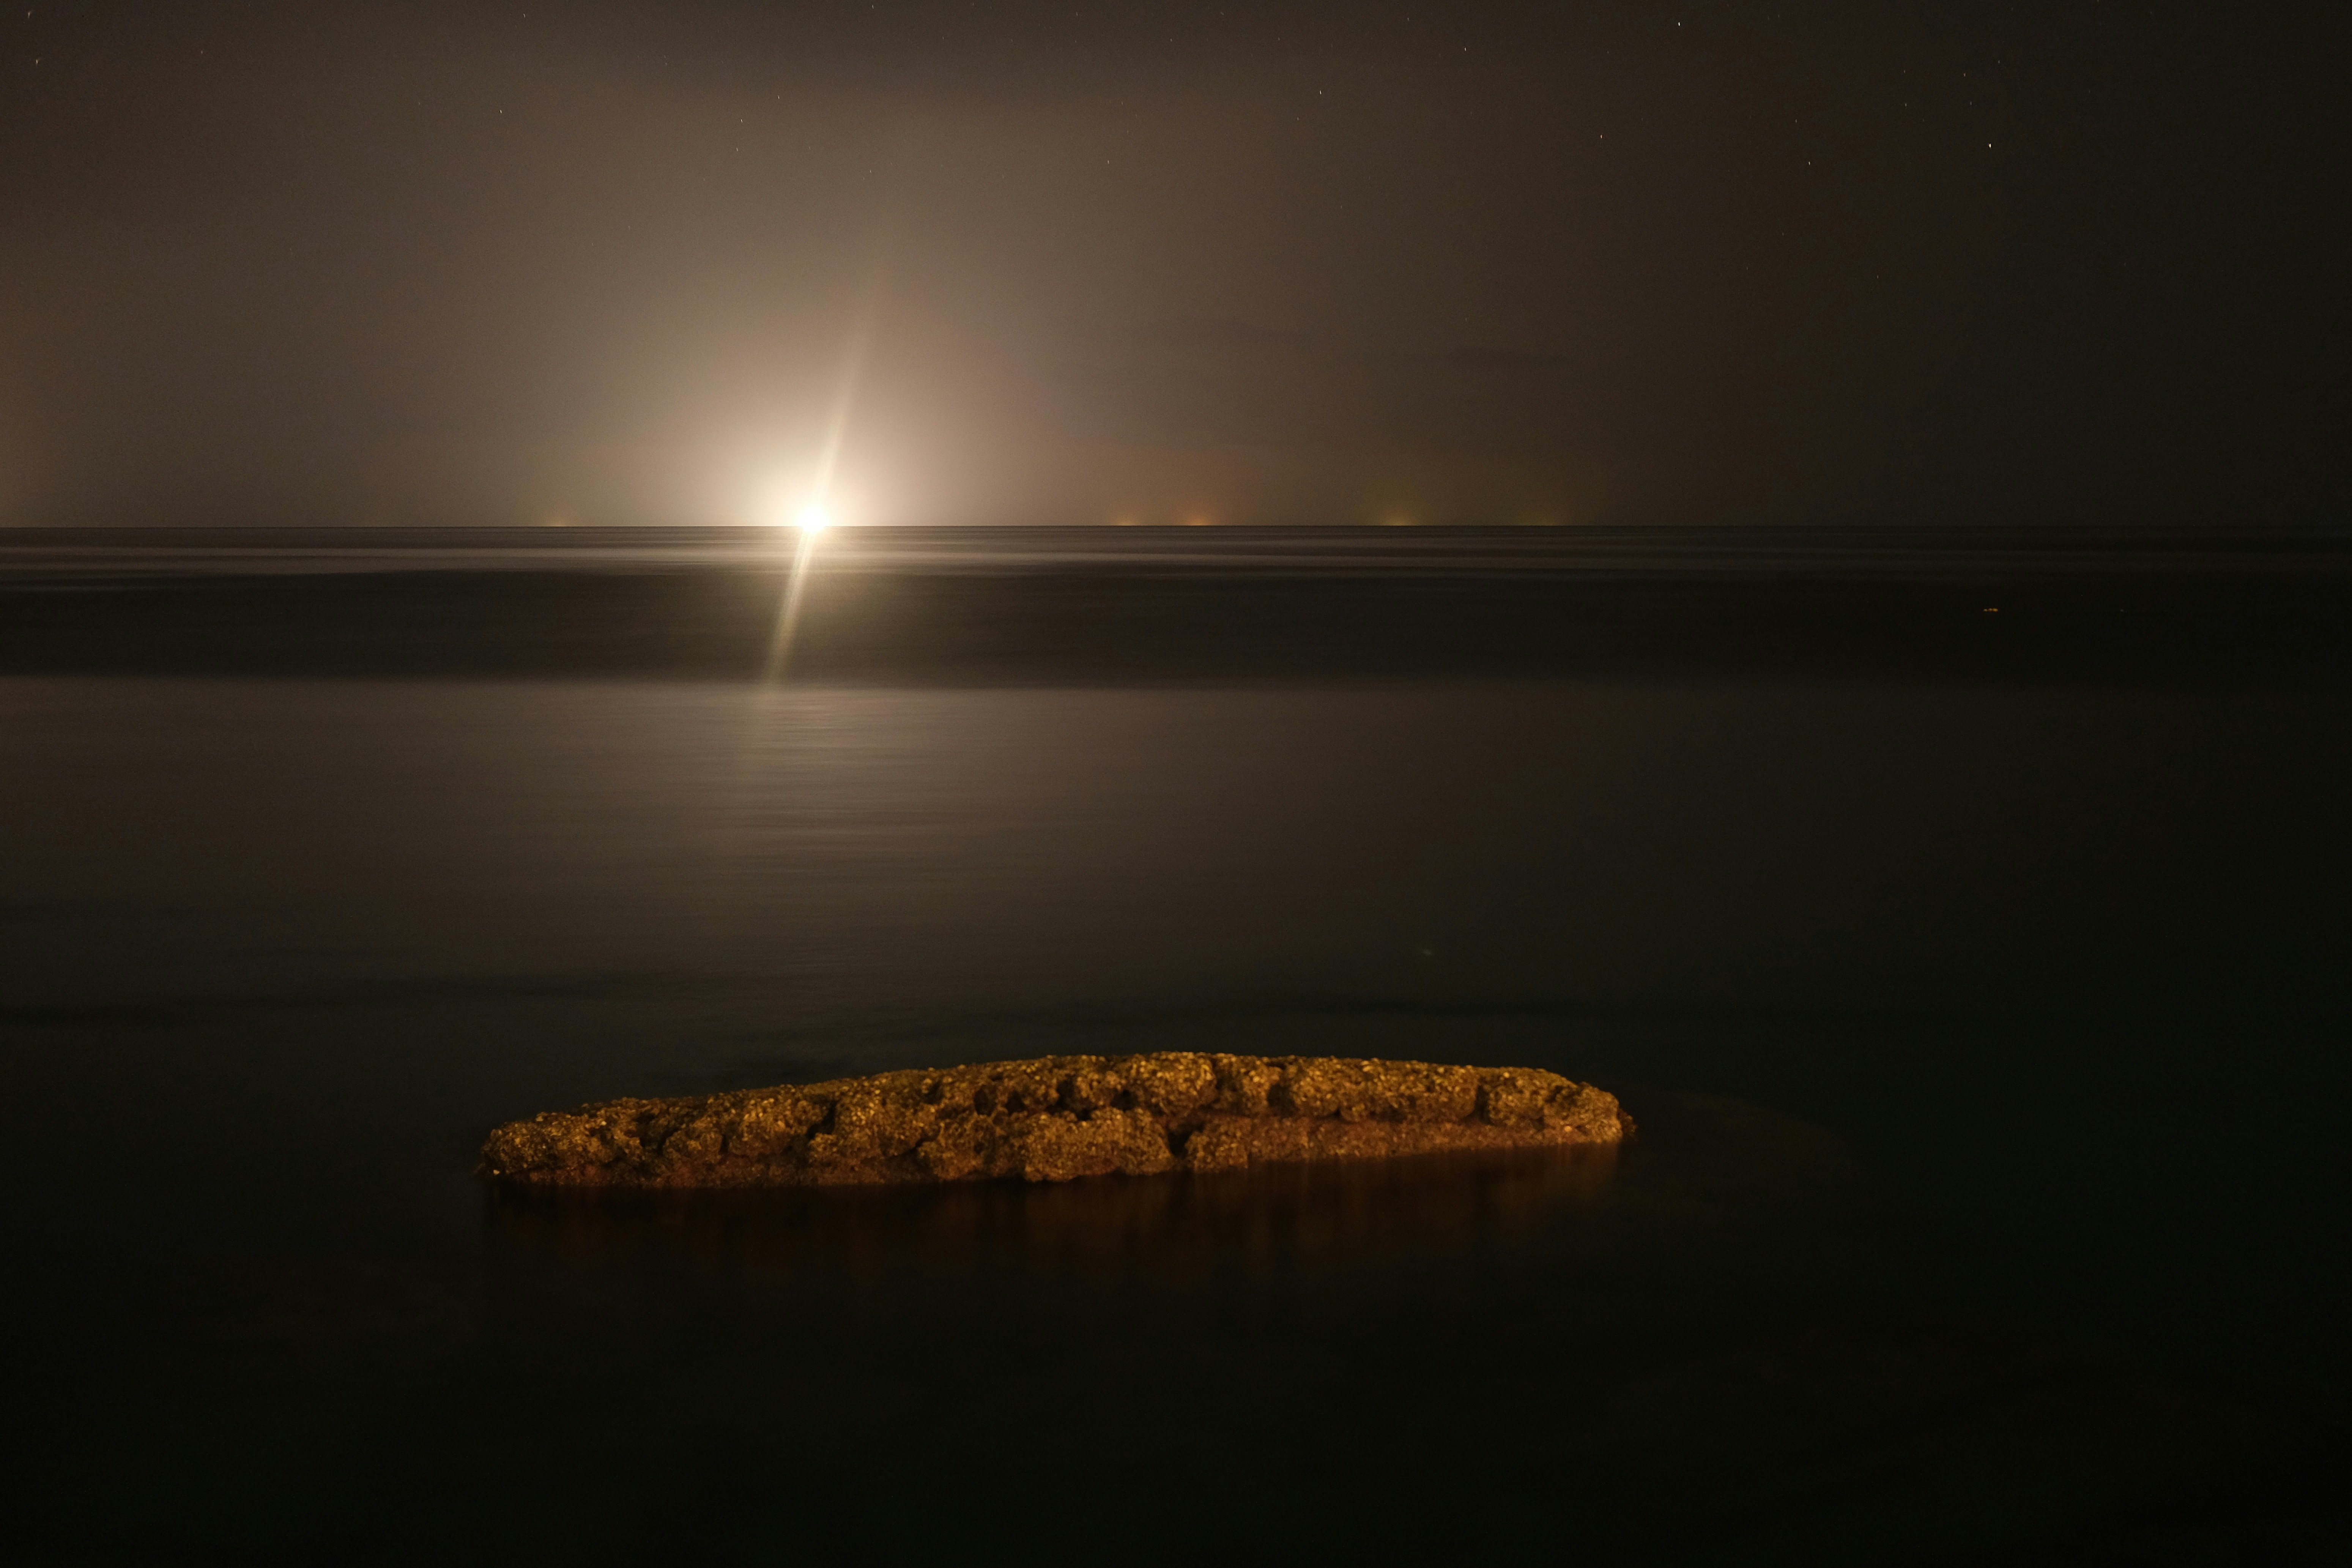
left=755, top=476, right=835, bottom=532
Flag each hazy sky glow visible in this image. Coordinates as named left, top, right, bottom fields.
left=2, top=2, right=2339, bottom=528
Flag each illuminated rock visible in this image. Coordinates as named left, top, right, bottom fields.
left=479, top=1053, right=1629, bottom=1188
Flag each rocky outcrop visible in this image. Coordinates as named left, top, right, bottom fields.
left=479, top=1053, right=1629, bottom=1188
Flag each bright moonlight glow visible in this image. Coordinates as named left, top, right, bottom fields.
left=795, top=504, right=831, bottom=535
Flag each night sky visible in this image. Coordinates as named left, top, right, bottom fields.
left=3, top=2, right=2341, bottom=529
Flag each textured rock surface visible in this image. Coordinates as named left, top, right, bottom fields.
left=480, top=1053, right=1629, bottom=1188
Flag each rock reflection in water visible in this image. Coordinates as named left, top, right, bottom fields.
left=486, top=1142, right=1619, bottom=1292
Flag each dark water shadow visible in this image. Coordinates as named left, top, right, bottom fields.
left=471, top=1092, right=1863, bottom=1342
left=486, top=1142, right=1621, bottom=1289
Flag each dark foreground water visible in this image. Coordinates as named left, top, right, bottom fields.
left=4, top=529, right=2350, bottom=1563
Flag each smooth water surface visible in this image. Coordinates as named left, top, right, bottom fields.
left=5, top=542, right=2351, bottom=1562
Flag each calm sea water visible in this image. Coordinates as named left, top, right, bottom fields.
left=5, top=531, right=2349, bottom=1562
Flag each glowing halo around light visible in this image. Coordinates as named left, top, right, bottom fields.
left=760, top=494, right=830, bottom=684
